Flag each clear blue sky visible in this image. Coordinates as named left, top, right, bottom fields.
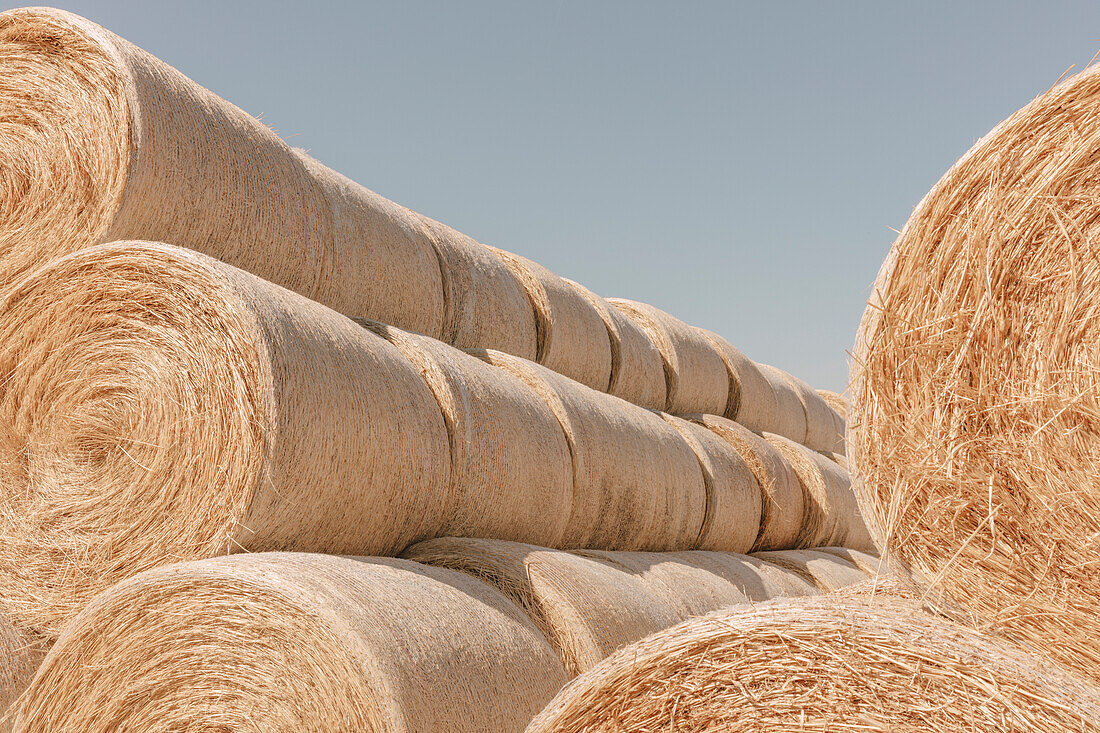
left=31, top=1, right=1100, bottom=390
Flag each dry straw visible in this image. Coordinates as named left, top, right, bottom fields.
left=849, top=62, right=1100, bottom=684
left=405, top=538, right=830, bottom=677
left=469, top=349, right=707, bottom=550
left=606, top=299, right=729, bottom=415
left=525, top=596, right=1100, bottom=733
left=13, top=553, right=568, bottom=732
left=0, top=611, right=44, bottom=733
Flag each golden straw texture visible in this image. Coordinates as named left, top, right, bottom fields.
left=525, top=596, right=1100, bottom=733
left=14, top=553, right=568, bottom=732
left=0, top=610, right=44, bottom=733
left=470, top=350, right=706, bottom=550
left=816, top=388, right=848, bottom=419
left=606, top=298, right=729, bottom=414
left=0, top=241, right=452, bottom=637
left=849, top=62, right=1100, bottom=685
left=405, top=538, right=829, bottom=678
left=688, top=414, right=804, bottom=551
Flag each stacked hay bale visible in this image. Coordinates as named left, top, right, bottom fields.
left=849, top=61, right=1100, bottom=685
left=0, top=240, right=869, bottom=648
left=0, top=6, right=844, bottom=451
left=524, top=596, right=1100, bottom=733
left=404, top=538, right=864, bottom=676
left=9, top=554, right=569, bottom=732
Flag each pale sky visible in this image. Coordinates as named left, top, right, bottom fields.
left=33, top=0, right=1100, bottom=390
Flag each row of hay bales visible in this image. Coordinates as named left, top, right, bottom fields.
left=0, top=6, right=843, bottom=450
left=5, top=544, right=876, bottom=731
left=0, top=241, right=871, bottom=645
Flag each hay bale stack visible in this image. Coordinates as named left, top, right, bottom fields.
left=849, top=63, right=1100, bottom=684
left=816, top=388, right=848, bottom=419
left=660, top=415, right=761, bottom=552
left=562, top=279, right=667, bottom=409
left=406, top=539, right=832, bottom=678
left=605, top=299, right=729, bottom=415
left=688, top=414, right=804, bottom=551
left=490, top=250, right=612, bottom=391
left=763, top=433, right=872, bottom=550
left=757, top=364, right=810, bottom=444
left=698, top=329, right=779, bottom=432
left=0, top=610, right=45, bottom=733
left=12, top=553, right=568, bottom=733
left=751, top=549, right=870, bottom=591
left=782, top=372, right=845, bottom=454
left=0, top=241, right=458, bottom=638
left=525, top=597, right=1100, bottom=733
left=355, top=322, right=573, bottom=548
left=470, top=350, right=707, bottom=551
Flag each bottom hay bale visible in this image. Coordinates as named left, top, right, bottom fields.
left=13, top=553, right=568, bottom=733
left=525, top=596, right=1100, bottom=733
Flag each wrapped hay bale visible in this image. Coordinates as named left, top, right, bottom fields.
left=763, top=433, right=872, bottom=550
left=525, top=597, right=1100, bottom=733
left=0, top=7, right=542, bottom=358
left=751, top=549, right=870, bottom=592
left=12, top=553, right=568, bottom=732
left=355, top=322, right=573, bottom=548
left=757, top=364, right=810, bottom=444
left=606, top=299, right=729, bottom=415
left=667, top=551, right=818, bottom=600
left=0, top=610, right=45, bottom=733
left=491, top=250, right=612, bottom=391
left=688, top=414, right=804, bottom=551
left=816, top=546, right=883, bottom=576
left=816, top=388, right=848, bottom=419
left=849, top=63, right=1100, bottom=684
left=470, top=350, right=706, bottom=550
left=0, top=241, right=456, bottom=638
left=660, top=415, right=761, bottom=552
left=408, top=539, right=828, bottom=678
left=697, top=329, right=779, bottom=432
left=782, top=372, right=846, bottom=454
left=561, top=279, right=666, bottom=409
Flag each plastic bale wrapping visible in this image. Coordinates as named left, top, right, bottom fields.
left=688, top=414, right=804, bottom=551
left=698, top=329, right=779, bottom=432
left=12, top=553, right=568, bottom=733
left=605, top=298, right=728, bottom=414
left=783, top=372, right=846, bottom=454
left=469, top=350, right=706, bottom=551
left=849, top=63, right=1100, bottom=685
left=751, top=549, right=871, bottom=592
left=0, top=241, right=453, bottom=639
left=757, top=364, right=810, bottom=444
left=355, top=321, right=573, bottom=548
left=659, top=415, right=761, bottom=553
left=525, top=597, right=1100, bottom=733
left=0, top=611, right=45, bottom=733
left=491, top=250, right=612, bottom=391
left=562, top=279, right=667, bottom=409
left=407, top=539, right=828, bottom=678
left=763, top=433, right=872, bottom=551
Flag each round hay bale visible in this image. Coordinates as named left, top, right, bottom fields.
left=525, top=596, right=1100, bottom=733
left=697, top=330, right=779, bottom=432
left=0, top=241, right=451, bottom=638
left=762, top=433, right=872, bottom=550
left=355, top=321, right=573, bottom=548
left=660, top=416, right=762, bottom=553
left=0, top=610, right=45, bottom=733
left=664, top=550, right=819, bottom=601
left=404, top=538, right=685, bottom=677
left=751, top=549, right=870, bottom=592
left=849, top=64, right=1100, bottom=684
left=561, top=279, right=667, bottom=409
left=816, top=388, right=848, bottom=419
left=815, top=546, right=883, bottom=577
left=783, top=372, right=846, bottom=454
left=688, top=414, right=804, bottom=551
left=491, top=251, right=612, bottom=391
left=606, top=299, right=729, bottom=415
left=758, top=364, right=810, bottom=444
left=470, top=350, right=706, bottom=551
left=13, top=553, right=568, bottom=732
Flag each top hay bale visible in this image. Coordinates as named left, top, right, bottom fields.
left=525, top=596, right=1100, bottom=733
left=850, top=62, right=1100, bottom=685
